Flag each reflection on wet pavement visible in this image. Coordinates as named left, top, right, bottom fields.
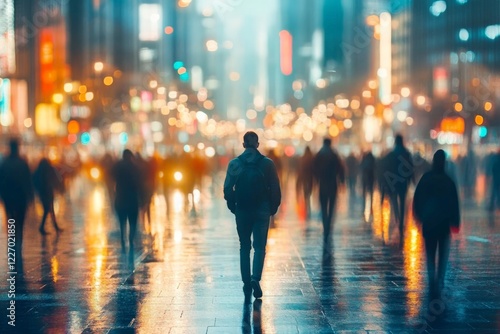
left=0, top=175, right=499, bottom=333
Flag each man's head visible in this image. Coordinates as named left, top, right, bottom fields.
left=243, top=131, right=259, bottom=149
left=8, top=138, right=19, bottom=157
left=432, top=149, right=446, bottom=172
left=123, top=149, right=134, bottom=161
left=394, top=134, right=404, bottom=146
left=323, top=138, right=332, bottom=147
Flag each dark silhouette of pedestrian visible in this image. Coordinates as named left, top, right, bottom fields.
left=360, top=151, right=376, bottom=218
left=112, top=150, right=141, bottom=253
left=313, top=138, right=345, bottom=244
left=488, top=149, right=500, bottom=212
left=136, top=153, right=155, bottom=232
left=224, top=131, right=281, bottom=299
left=460, top=147, right=477, bottom=201
left=345, top=152, right=359, bottom=198
left=0, top=139, right=34, bottom=253
left=33, top=158, right=65, bottom=234
left=380, top=134, right=414, bottom=245
left=296, top=146, right=314, bottom=220
left=413, top=149, right=460, bottom=295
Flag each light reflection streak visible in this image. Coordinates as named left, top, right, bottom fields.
left=86, top=186, right=108, bottom=315
left=151, top=194, right=166, bottom=254
left=51, top=256, right=59, bottom=283
left=193, top=188, right=201, bottom=204
left=172, top=190, right=184, bottom=214
left=403, top=214, right=424, bottom=319
left=371, top=191, right=391, bottom=244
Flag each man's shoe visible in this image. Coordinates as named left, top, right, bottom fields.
left=251, top=280, right=263, bottom=299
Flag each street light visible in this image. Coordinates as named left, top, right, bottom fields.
left=94, top=61, right=104, bottom=73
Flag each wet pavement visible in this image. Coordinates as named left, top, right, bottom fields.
left=1, top=174, right=500, bottom=333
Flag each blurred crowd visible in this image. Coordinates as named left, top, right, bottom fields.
left=1, top=136, right=499, bottom=254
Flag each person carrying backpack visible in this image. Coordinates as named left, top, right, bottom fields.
left=224, top=131, right=281, bottom=300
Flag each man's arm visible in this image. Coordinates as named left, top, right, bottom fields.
left=223, top=159, right=239, bottom=213
left=267, top=160, right=281, bottom=215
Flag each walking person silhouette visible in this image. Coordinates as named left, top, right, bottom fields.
left=413, top=150, right=460, bottom=296
left=360, top=150, right=376, bottom=219
left=296, top=146, right=314, bottom=220
left=381, top=134, right=414, bottom=246
left=224, top=131, right=281, bottom=300
left=0, top=139, right=34, bottom=254
left=33, top=158, right=65, bottom=234
left=313, top=138, right=345, bottom=245
left=112, top=149, right=142, bottom=254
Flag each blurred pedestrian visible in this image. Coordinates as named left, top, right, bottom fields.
left=296, top=146, right=314, bottom=220
left=345, top=152, right=359, bottom=198
left=488, top=149, right=500, bottom=212
left=413, top=149, right=460, bottom=295
left=313, top=138, right=345, bottom=244
left=380, top=134, right=414, bottom=246
left=267, top=149, right=283, bottom=190
left=0, top=139, right=34, bottom=253
left=112, top=150, right=141, bottom=253
left=360, top=150, right=376, bottom=217
left=460, top=147, right=477, bottom=200
left=33, top=158, right=65, bottom=234
left=224, top=131, right=281, bottom=299
left=136, top=153, right=155, bottom=232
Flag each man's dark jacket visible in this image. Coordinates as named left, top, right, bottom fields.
left=413, top=169, right=460, bottom=238
left=313, top=146, right=345, bottom=191
left=224, top=148, right=281, bottom=215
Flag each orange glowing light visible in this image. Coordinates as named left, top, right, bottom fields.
left=440, top=117, right=465, bottom=134
left=67, top=120, right=80, bottom=134
left=164, top=26, right=174, bottom=34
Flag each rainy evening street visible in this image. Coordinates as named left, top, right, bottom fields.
left=1, top=173, right=499, bottom=334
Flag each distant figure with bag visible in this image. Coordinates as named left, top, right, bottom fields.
left=224, top=131, right=281, bottom=300
left=413, top=150, right=460, bottom=295
left=33, top=158, right=65, bottom=234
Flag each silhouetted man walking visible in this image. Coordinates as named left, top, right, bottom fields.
left=0, top=139, right=34, bottom=253
left=360, top=151, right=376, bottom=218
left=381, top=134, right=414, bottom=245
left=112, top=149, right=141, bottom=253
left=224, top=131, right=281, bottom=299
left=33, top=158, right=64, bottom=234
left=413, top=150, right=460, bottom=295
left=313, top=138, right=345, bottom=244
left=296, top=146, right=314, bottom=220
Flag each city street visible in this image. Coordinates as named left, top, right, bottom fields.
left=1, top=174, right=499, bottom=333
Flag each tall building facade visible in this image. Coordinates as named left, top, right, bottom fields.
left=411, top=0, right=500, bottom=133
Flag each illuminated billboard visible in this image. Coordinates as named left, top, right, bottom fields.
left=0, top=0, right=16, bottom=76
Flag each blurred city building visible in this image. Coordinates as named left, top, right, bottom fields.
left=411, top=0, right=500, bottom=146
left=1, top=0, right=498, bottom=155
